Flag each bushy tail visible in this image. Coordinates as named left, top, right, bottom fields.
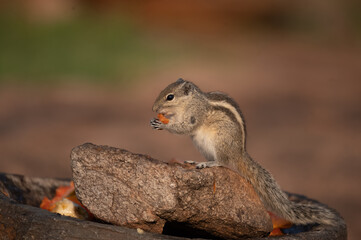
left=240, top=154, right=345, bottom=227
left=289, top=201, right=344, bottom=226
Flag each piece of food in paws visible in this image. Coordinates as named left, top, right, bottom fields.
left=157, top=113, right=169, bottom=124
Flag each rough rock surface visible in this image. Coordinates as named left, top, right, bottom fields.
left=0, top=172, right=347, bottom=239
left=0, top=173, right=183, bottom=240
left=71, top=143, right=273, bottom=239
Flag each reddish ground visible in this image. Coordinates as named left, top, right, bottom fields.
left=0, top=39, right=360, bottom=239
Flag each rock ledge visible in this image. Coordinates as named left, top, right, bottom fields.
left=71, top=143, right=272, bottom=239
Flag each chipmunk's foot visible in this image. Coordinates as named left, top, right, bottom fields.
left=150, top=118, right=163, bottom=130
left=196, top=162, right=221, bottom=169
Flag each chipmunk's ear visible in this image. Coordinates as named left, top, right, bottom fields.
left=176, top=78, right=197, bottom=96
left=183, top=81, right=195, bottom=95
left=176, top=78, right=185, bottom=83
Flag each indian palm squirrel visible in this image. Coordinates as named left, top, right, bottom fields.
left=150, top=78, right=344, bottom=227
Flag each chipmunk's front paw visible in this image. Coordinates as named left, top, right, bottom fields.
left=150, top=118, right=163, bottom=130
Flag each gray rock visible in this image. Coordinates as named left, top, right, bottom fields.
left=71, top=143, right=273, bottom=239
left=0, top=173, right=184, bottom=240
left=0, top=171, right=347, bottom=239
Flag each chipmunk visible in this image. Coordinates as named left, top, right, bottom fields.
left=150, top=78, right=345, bottom=227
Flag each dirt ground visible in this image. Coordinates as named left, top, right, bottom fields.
left=0, top=39, right=360, bottom=239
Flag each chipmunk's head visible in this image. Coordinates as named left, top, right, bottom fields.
left=152, top=78, right=205, bottom=134
left=152, top=78, right=201, bottom=114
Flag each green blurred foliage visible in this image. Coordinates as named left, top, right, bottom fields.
left=0, top=16, right=180, bottom=85
left=0, top=0, right=359, bottom=85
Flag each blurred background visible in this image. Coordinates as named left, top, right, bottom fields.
left=0, top=0, right=360, bottom=239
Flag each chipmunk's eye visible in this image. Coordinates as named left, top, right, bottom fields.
left=166, top=94, right=174, bottom=101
